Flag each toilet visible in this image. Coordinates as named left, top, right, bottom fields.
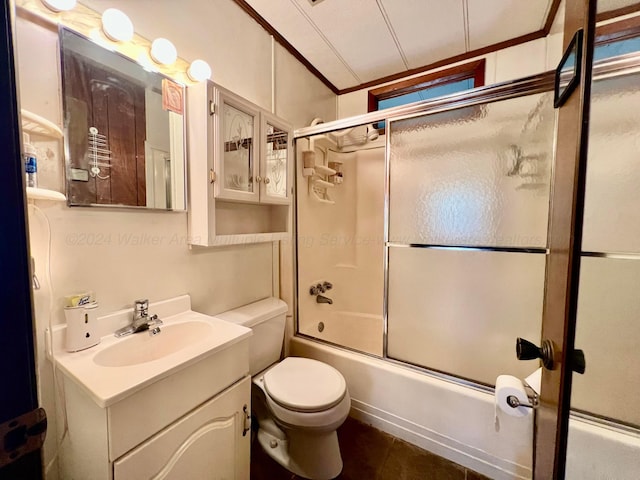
left=213, top=297, right=350, bottom=480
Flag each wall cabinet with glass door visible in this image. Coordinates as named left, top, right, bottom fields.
left=187, top=81, right=292, bottom=246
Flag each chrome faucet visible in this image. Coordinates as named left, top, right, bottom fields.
left=114, top=299, right=163, bottom=337
left=316, top=294, right=333, bottom=305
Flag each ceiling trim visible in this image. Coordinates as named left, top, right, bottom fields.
left=597, top=3, right=640, bottom=23
left=543, top=0, right=563, bottom=33
left=596, top=11, right=640, bottom=42
left=232, top=0, right=563, bottom=96
left=338, top=29, right=545, bottom=95
left=231, top=0, right=340, bottom=94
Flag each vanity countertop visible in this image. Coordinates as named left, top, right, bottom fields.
left=49, top=295, right=252, bottom=408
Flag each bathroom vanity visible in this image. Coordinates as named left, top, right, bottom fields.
left=49, top=295, right=252, bottom=479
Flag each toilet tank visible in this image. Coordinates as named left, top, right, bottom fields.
left=213, top=297, right=288, bottom=375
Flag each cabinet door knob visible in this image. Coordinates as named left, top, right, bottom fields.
left=264, top=177, right=271, bottom=184
left=255, top=176, right=262, bottom=183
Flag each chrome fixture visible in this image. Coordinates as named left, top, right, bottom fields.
left=114, top=299, right=163, bottom=337
left=309, top=281, right=332, bottom=295
left=506, top=383, right=539, bottom=410
left=310, top=282, right=333, bottom=304
left=316, top=294, right=333, bottom=305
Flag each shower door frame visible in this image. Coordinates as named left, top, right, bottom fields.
left=293, top=46, right=640, bottom=480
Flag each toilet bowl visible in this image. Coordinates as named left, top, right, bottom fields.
left=213, top=298, right=350, bottom=480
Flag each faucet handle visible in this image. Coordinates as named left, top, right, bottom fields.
left=134, top=299, right=149, bottom=316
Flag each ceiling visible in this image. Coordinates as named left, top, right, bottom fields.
left=241, top=0, right=640, bottom=93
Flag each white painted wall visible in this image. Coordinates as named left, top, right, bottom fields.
left=15, top=1, right=336, bottom=477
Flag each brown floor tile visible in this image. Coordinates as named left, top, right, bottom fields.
left=377, top=438, right=466, bottom=480
left=250, top=416, right=481, bottom=480
left=466, top=470, right=492, bottom=480
left=334, top=417, right=395, bottom=480
left=250, top=439, right=296, bottom=480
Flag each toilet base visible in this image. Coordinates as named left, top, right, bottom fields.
left=257, top=425, right=343, bottom=480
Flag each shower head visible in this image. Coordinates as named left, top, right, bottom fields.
left=366, top=124, right=379, bottom=141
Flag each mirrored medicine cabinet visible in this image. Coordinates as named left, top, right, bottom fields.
left=60, top=28, right=186, bottom=210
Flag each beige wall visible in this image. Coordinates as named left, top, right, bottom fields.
left=15, top=1, right=336, bottom=477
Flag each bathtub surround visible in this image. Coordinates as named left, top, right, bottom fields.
left=297, top=143, right=385, bottom=356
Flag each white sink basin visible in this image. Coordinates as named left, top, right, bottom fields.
left=49, top=295, right=252, bottom=407
left=93, top=320, right=215, bottom=367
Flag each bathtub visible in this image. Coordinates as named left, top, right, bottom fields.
left=297, top=310, right=383, bottom=356
left=290, top=337, right=640, bottom=480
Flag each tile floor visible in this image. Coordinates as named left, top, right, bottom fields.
left=250, top=416, right=492, bottom=480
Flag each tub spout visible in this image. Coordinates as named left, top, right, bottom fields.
left=316, top=294, right=333, bottom=305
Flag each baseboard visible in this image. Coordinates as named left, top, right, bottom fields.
left=349, top=399, right=531, bottom=480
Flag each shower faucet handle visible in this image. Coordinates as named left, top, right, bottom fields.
left=310, top=281, right=333, bottom=295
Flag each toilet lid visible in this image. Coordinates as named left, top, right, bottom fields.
left=263, top=357, right=346, bottom=413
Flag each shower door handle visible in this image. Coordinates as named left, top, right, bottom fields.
left=516, top=337, right=555, bottom=369
left=515, top=338, right=585, bottom=374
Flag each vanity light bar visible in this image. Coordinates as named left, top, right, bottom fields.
left=101, top=8, right=134, bottom=42
left=188, top=59, right=212, bottom=82
left=41, top=0, right=77, bottom=12
left=150, top=38, right=178, bottom=66
left=38, top=0, right=209, bottom=83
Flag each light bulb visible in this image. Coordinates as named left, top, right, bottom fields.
left=101, top=8, right=134, bottom=42
left=150, top=38, right=177, bottom=65
left=187, top=59, right=212, bottom=82
left=41, top=0, right=76, bottom=12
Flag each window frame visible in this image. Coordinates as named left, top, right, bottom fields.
left=367, top=59, right=486, bottom=114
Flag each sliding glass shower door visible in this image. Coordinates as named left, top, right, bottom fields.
left=565, top=62, right=640, bottom=478
left=386, top=92, right=557, bottom=385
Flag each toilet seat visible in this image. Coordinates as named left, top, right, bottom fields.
left=263, top=357, right=346, bottom=413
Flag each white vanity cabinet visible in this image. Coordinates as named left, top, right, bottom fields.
left=187, top=81, right=292, bottom=246
left=54, top=301, right=252, bottom=480
left=60, top=357, right=250, bottom=480
left=114, top=377, right=250, bottom=479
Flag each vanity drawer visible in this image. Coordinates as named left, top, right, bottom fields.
left=113, top=377, right=250, bottom=480
left=107, top=339, right=249, bottom=460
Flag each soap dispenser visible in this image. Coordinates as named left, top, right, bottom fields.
left=64, top=302, right=100, bottom=352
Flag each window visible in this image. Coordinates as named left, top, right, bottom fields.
left=368, top=59, right=485, bottom=116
